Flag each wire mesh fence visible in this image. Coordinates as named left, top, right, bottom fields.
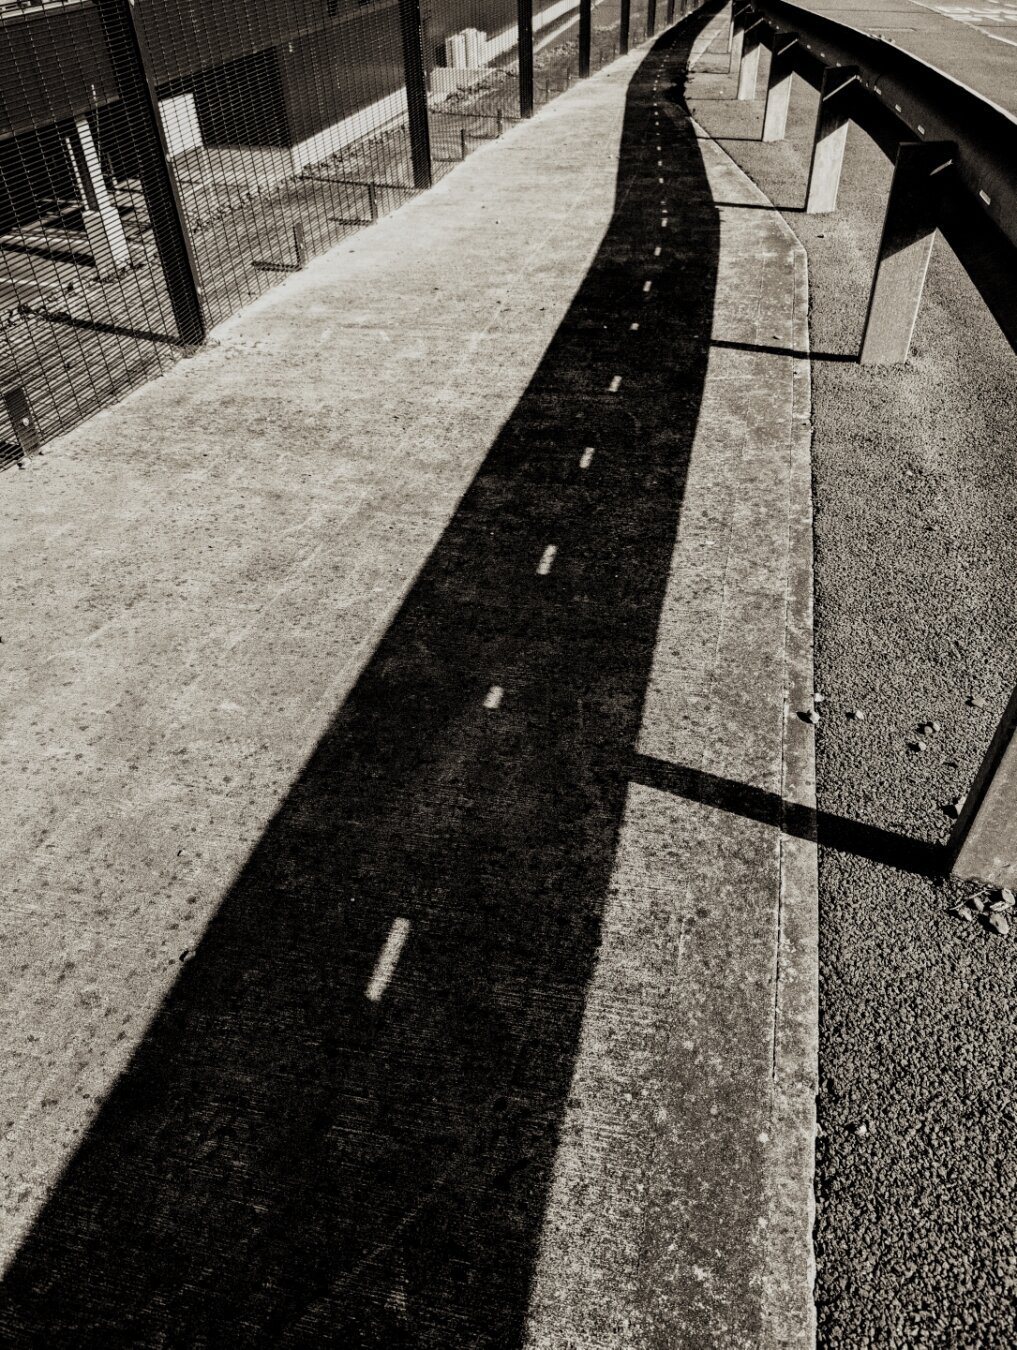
left=1, top=0, right=686, bottom=464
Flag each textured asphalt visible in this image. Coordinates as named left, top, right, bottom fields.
left=687, top=20, right=1017, bottom=1349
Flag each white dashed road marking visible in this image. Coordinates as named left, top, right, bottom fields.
left=366, top=918, right=411, bottom=1002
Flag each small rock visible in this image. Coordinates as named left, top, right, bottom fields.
left=970, top=894, right=986, bottom=914
left=988, top=912, right=1010, bottom=937
left=804, top=710, right=820, bottom=725
left=849, top=709, right=866, bottom=721
left=968, top=695, right=987, bottom=709
left=944, top=795, right=966, bottom=819
left=814, top=692, right=826, bottom=704
left=853, top=1122, right=869, bottom=1138
left=951, top=904, right=976, bottom=923
left=931, top=721, right=942, bottom=733
left=909, top=740, right=927, bottom=753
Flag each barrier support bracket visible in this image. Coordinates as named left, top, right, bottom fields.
left=859, top=140, right=954, bottom=365
left=762, top=31, right=798, bottom=141
left=949, top=684, right=1017, bottom=888
left=737, top=18, right=766, bottom=100
left=805, top=65, right=858, bottom=213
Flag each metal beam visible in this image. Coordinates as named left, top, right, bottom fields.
left=580, top=0, right=592, bottom=76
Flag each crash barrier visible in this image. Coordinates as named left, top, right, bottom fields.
left=728, top=0, right=1017, bottom=886
left=1, top=0, right=697, bottom=465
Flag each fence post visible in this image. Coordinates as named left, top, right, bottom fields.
left=621, top=0, right=631, bottom=56
left=950, top=685, right=1017, bottom=888
left=398, top=0, right=433, bottom=189
left=580, top=0, right=592, bottom=78
left=518, top=0, right=535, bottom=117
left=805, top=65, right=858, bottom=213
left=648, top=0, right=657, bottom=39
left=762, top=31, right=797, bottom=140
left=92, top=0, right=205, bottom=348
left=859, top=141, right=954, bottom=365
left=3, top=387, right=41, bottom=459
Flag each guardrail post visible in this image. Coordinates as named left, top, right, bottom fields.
left=859, top=140, right=954, bottom=365
left=648, top=0, right=657, bottom=39
left=805, top=65, right=858, bottom=214
left=730, top=6, right=747, bottom=74
left=762, top=31, right=798, bottom=141
left=949, top=686, right=1017, bottom=887
left=399, top=0, right=433, bottom=189
left=580, top=0, right=592, bottom=77
left=737, top=18, right=765, bottom=100
left=93, top=0, right=205, bottom=347
left=621, top=0, right=631, bottom=56
left=518, top=0, right=535, bottom=115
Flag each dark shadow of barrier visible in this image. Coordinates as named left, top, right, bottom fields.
left=0, top=6, right=725, bottom=1345
left=631, top=754, right=947, bottom=877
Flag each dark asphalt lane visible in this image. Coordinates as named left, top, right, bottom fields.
left=687, top=30, right=1017, bottom=1350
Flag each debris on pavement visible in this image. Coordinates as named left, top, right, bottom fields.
left=949, top=888, right=1015, bottom=936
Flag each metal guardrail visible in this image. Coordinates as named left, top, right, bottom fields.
left=731, top=0, right=1017, bottom=362
left=726, top=0, right=1017, bottom=887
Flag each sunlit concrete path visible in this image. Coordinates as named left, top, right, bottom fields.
left=0, top=7, right=817, bottom=1346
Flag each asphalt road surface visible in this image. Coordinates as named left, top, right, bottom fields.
left=687, top=13, right=1017, bottom=1347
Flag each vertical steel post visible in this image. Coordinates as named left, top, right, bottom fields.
left=805, top=65, right=858, bottom=214
left=621, top=0, right=632, bottom=55
left=667, top=0, right=676, bottom=25
left=580, top=0, right=592, bottom=78
left=518, top=0, right=535, bottom=117
left=399, top=0, right=433, bottom=189
left=859, top=141, right=954, bottom=365
left=762, top=31, right=798, bottom=141
left=92, top=0, right=205, bottom=347
left=3, top=387, right=41, bottom=459
left=648, top=0, right=658, bottom=38
left=950, top=685, right=1017, bottom=888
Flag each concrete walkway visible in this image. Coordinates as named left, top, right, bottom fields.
left=0, top=9, right=817, bottom=1346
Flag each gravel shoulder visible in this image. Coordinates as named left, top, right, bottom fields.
left=687, top=34, right=1017, bottom=1349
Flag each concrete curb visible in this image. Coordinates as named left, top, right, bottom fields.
left=692, top=22, right=820, bottom=1348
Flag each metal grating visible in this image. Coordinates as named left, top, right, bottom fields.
left=1, top=0, right=670, bottom=464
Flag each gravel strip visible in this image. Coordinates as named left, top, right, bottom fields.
left=687, top=38, right=1017, bottom=1349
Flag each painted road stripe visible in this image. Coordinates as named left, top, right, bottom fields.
left=484, top=684, right=504, bottom=709
left=537, top=544, right=558, bottom=576
left=609, top=375, right=622, bottom=392
left=366, top=918, right=411, bottom=1002
left=580, top=447, right=595, bottom=469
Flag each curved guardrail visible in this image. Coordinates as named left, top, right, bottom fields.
left=726, top=0, right=1017, bottom=887
left=729, top=0, right=1017, bottom=367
